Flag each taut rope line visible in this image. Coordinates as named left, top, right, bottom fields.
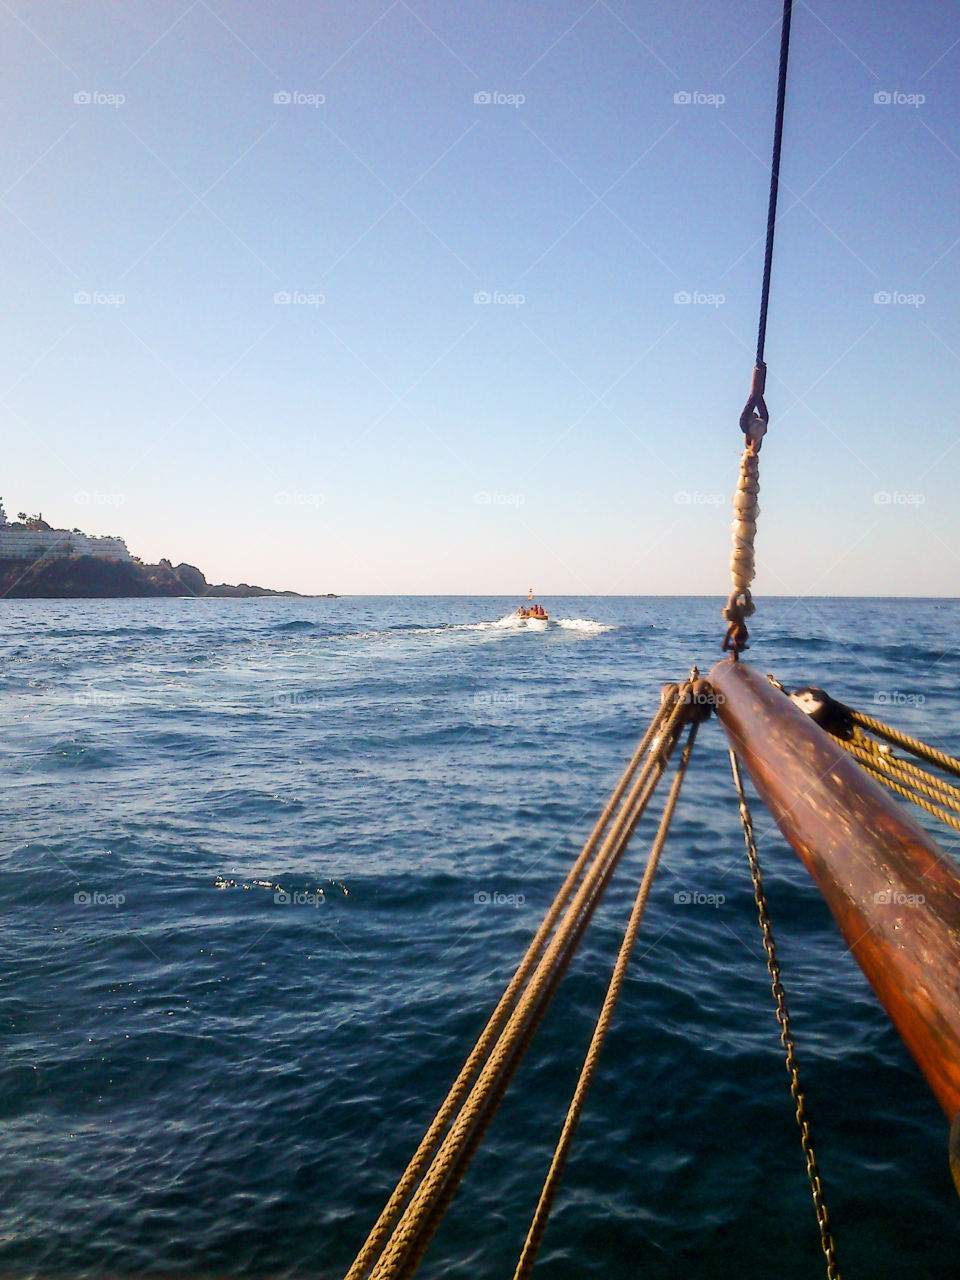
left=754, top=0, right=794, bottom=373
left=350, top=684, right=700, bottom=1280
left=841, top=739, right=960, bottom=834
left=779, top=681, right=960, bottom=831
left=343, top=696, right=674, bottom=1280
left=849, top=709, right=960, bottom=781
left=391, top=713, right=705, bottom=1280
left=512, top=719, right=701, bottom=1280
left=723, top=0, right=793, bottom=656
left=367, top=700, right=688, bottom=1279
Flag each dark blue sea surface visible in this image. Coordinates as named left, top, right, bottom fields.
left=2, top=596, right=959, bottom=1279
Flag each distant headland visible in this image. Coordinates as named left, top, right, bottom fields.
left=0, top=501, right=332, bottom=599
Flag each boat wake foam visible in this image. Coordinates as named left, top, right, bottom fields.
left=283, top=615, right=616, bottom=646
left=455, top=615, right=614, bottom=634
left=553, top=618, right=615, bottom=633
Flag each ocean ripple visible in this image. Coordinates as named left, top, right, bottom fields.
left=1, top=596, right=958, bottom=1279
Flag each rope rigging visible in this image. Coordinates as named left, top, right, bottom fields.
left=347, top=681, right=706, bottom=1280
left=754, top=0, right=794, bottom=374
left=781, top=680, right=960, bottom=832
left=343, top=697, right=677, bottom=1280
left=512, top=720, right=701, bottom=1280
left=344, top=664, right=960, bottom=1277
left=723, top=0, right=794, bottom=657
left=341, top=0, right=960, bottom=1271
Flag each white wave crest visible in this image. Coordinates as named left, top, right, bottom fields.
left=553, top=618, right=615, bottom=633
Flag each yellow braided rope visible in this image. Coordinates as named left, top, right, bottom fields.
left=393, top=730, right=689, bottom=1280
left=369, top=710, right=686, bottom=1279
left=512, top=720, right=700, bottom=1280
left=368, top=714, right=685, bottom=1279
left=846, top=732, right=960, bottom=815
left=354, top=690, right=692, bottom=1280
left=391, top=779, right=653, bottom=1280
left=849, top=710, right=960, bottom=781
left=839, top=741, right=960, bottom=834
left=344, top=693, right=675, bottom=1280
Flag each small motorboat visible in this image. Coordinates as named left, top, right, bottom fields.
left=517, top=588, right=548, bottom=622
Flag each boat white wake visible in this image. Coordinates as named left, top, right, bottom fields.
left=455, top=615, right=614, bottom=634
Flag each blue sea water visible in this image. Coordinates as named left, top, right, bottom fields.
left=2, top=595, right=959, bottom=1280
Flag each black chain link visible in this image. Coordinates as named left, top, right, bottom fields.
left=729, top=749, right=841, bottom=1280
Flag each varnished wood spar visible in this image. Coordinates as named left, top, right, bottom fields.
left=710, top=659, right=960, bottom=1148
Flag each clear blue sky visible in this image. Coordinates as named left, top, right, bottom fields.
left=2, top=1, right=959, bottom=594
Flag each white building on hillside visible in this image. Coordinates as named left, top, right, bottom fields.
left=0, top=499, right=132, bottom=562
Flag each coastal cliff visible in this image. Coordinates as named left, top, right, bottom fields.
left=0, top=555, right=318, bottom=599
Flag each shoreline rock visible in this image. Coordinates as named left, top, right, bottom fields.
left=0, top=555, right=332, bottom=599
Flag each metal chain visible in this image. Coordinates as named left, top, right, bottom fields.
left=729, top=749, right=840, bottom=1280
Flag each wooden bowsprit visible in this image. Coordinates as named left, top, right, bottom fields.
left=711, top=658, right=960, bottom=1194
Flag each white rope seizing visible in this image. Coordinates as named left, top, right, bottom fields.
left=730, top=446, right=760, bottom=594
